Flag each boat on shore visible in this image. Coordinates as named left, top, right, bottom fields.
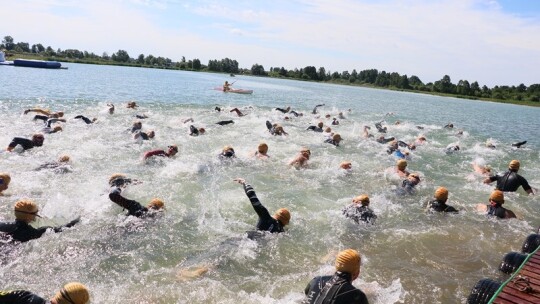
left=214, top=87, right=253, bottom=94
left=13, top=59, right=65, bottom=69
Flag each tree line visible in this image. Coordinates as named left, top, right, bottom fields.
left=2, top=35, right=538, bottom=104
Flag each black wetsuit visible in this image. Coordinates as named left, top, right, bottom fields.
left=275, top=107, right=290, bottom=114
left=0, top=290, right=47, bottom=304
left=190, top=125, right=199, bottom=136
left=312, top=104, right=324, bottom=114
left=8, top=137, right=39, bottom=151
left=108, top=187, right=149, bottom=217
left=307, top=126, right=323, bottom=132
left=426, top=200, right=458, bottom=213
left=376, top=137, right=395, bottom=144
left=32, top=115, right=48, bottom=122
left=74, top=115, right=94, bottom=124
left=134, top=131, right=150, bottom=140
left=290, top=110, right=301, bottom=117
left=0, top=219, right=78, bottom=243
left=398, top=179, right=417, bottom=195
left=135, top=114, right=148, bottom=119
left=397, top=140, right=410, bottom=148
left=303, top=272, right=369, bottom=304
left=216, top=120, right=234, bottom=126
left=342, top=204, right=377, bottom=224
left=488, top=170, right=532, bottom=192
left=35, top=162, right=71, bottom=173
left=375, top=122, right=386, bottom=133
left=445, top=146, right=460, bottom=153
left=486, top=204, right=507, bottom=219
left=324, top=138, right=340, bottom=147
left=512, top=141, right=527, bottom=148
left=243, top=184, right=284, bottom=233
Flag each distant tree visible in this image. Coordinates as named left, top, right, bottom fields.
left=251, top=63, right=266, bottom=76
left=408, top=75, right=423, bottom=87
left=318, top=67, right=326, bottom=80
left=456, top=80, right=471, bottom=95
left=102, top=52, right=110, bottom=60
left=303, top=66, right=318, bottom=80
left=137, top=54, right=145, bottom=64
left=375, top=71, right=389, bottom=87
left=2, top=36, right=14, bottom=50
left=470, top=81, right=480, bottom=95
left=145, top=54, right=154, bottom=65
left=331, top=71, right=340, bottom=80
left=434, top=75, right=455, bottom=93
left=31, top=43, right=45, bottom=53
left=517, top=83, right=527, bottom=93
left=192, top=58, right=201, bottom=70
left=112, top=49, right=130, bottom=62
left=16, top=42, right=30, bottom=52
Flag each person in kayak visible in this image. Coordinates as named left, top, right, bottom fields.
left=74, top=115, right=97, bottom=124
left=483, top=160, right=533, bottom=194
left=0, top=173, right=11, bottom=195
left=289, top=147, right=311, bottom=169
left=476, top=190, right=516, bottom=219
left=0, top=200, right=80, bottom=243
left=342, top=194, right=377, bottom=224
left=233, top=178, right=290, bottom=233
left=425, top=187, right=458, bottom=213
left=223, top=81, right=231, bottom=92
left=307, top=122, right=324, bottom=132
left=143, top=144, right=178, bottom=160
left=134, top=130, right=155, bottom=140
left=325, top=133, right=342, bottom=146
left=254, top=143, right=269, bottom=159
left=108, top=186, right=164, bottom=218
left=7, top=134, right=44, bottom=152
left=303, top=249, right=369, bottom=304
left=189, top=125, right=206, bottom=136
left=0, top=282, right=90, bottom=304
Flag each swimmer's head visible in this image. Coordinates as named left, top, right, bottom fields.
left=225, top=81, right=229, bottom=85
left=148, top=198, right=165, bottom=210
left=273, top=208, right=290, bottom=226
left=489, top=190, right=504, bottom=205
left=408, top=144, right=416, bottom=150
left=0, top=173, right=11, bottom=192
left=352, top=195, right=369, bottom=206
left=325, top=114, right=331, bottom=119
left=32, top=133, right=45, bottom=145
left=58, top=155, right=70, bottom=163
left=364, top=126, right=371, bottom=130
left=133, top=121, right=142, bottom=128
left=258, top=143, right=268, bottom=154
left=14, top=200, right=39, bottom=222
left=340, top=161, right=352, bottom=170
left=127, top=101, right=138, bottom=108
left=408, top=173, right=420, bottom=185
left=52, top=282, right=90, bottom=304
left=300, top=148, right=311, bottom=158
left=168, top=145, right=179, bottom=156
left=394, top=121, right=401, bottom=125
left=332, top=133, right=342, bottom=142
left=324, top=127, right=332, bottom=133
left=434, top=187, right=448, bottom=202
left=509, top=160, right=520, bottom=171
left=148, top=130, right=155, bottom=138
left=335, top=249, right=361, bottom=279
left=222, top=145, right=235, bottom=157
left=284, top=116, right=290, bottom=120
left=397, top=159, right=407, bottom=170
left=274, top=125, right=284, bottom=134
left=198, top=128, right=206, bottom=135
left=109, top=173, right=128, bottom=187
left=317, top=122, right=324, bottom=128
left=417, top=136, right=426, bottom=142
left=53, top=126, right=63, bottom=133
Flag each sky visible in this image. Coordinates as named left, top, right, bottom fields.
left=1, top=0, right=539, bottom=87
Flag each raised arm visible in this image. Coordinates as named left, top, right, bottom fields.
left=234, top=178, right=272, bottom=221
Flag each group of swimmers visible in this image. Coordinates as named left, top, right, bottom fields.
left=1, top=99, right=536, bottom=303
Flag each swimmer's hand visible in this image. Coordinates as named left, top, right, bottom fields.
left=24, top=109, right=30, bottom=114
left=233, top=178, right=246, bottom=185
left=65, top=216, right=81, bottom=228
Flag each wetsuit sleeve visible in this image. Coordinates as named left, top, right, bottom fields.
left=0, top=290, right=47, bottom=304
left=8, top=137, right=34, bottom=150
left=109, top=187, right=146, bottom=216
left=518, top=175, right=532, bottom=192
left=144, top=150, right=166, bottom=159
left=243, top=184, right=273, bottom=221
left=51, top=217, right=80, bottom=232
left=0, top=222, right=17, bottom=233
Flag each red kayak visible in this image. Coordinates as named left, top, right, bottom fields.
left=214, top=87, right=253, bottom=94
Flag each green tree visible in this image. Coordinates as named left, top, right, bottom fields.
left=192, top=58, right=201, bottom=70
left=303, top=66, right=318, bottom=80
left=2, top=36, right=14, bottom=50
left=137, top=54, right=145, bottom=64
left=112, top=49, right=130, bottom=62
left=251, top=63, right=266, bottom=76
left=16, top=42, right=30, bottom=52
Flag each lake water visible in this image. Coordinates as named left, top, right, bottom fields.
left=0, top=63, right=539, bottom=303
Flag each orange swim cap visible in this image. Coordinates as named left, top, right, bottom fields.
left=434, top=187, right=448, bottom=201
left=273, top=208, right=290, bottom=226
left=335, top=249, right=361, bottom=274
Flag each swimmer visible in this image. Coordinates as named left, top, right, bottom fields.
left=135, top=114, right=149, bottom=119
left=127, top=101, right=138, bottom=108
left=0, top=200, right=80, bottom=243
left=0, top=173, right=11, bottom=195
left=130, top=121, right=142, bottom=133
left=456, top=130, right=464, bottom=136
left=307, top=122, right=324, bottom=132
left=415, top=136, right=426, bottom=145
left=394, top=120, right=401, bottom=125
left=444, top=123, right=454, bottom=129
left=323, top=127, right=332, bottom=138
left=183, top=118, right=194, bottom=123
left=376, top=136, right=395, bottom=144
left=109, top=173, right=141, bottom=188
left=289, top=147, right=311, bottom=168
left=362, top=126, right=373, bottom=138
left=134, top=130, right=155, bottom=140
left=340, top=161, right=352, bottom=170
left=445, top=145, right=460, bottom=154
left=219, top=145, right=236, bottom=159
left=375, top=121, right=387, bottom=133
left=483, top=160, right=533, bottom=194
left=266, top=121, right=288, bottom=136
left=275, top=106, right=291, bottom=114
left=189, top=125, right=206, bottom=136
left=472, top=161, right=491, bottom=176
left=233, top=178, right=290, bottom=233
left=254, top=143, right=269, bottom=159
left=425, top=187, right=458, bottom=213
left=399, top=173, right=421, bottom=195
left=109, top=187, right=164, bottom=218
left=338, top=112, right=346, bottom=119
left=230, top=108, right=246, bottom=117
left=42, top=118, right=66, bottom=134
left=290, top=110, right=303, bottom=117
left=216, top=120, right=234, bottom=126
left=303, top=249, right=369, bottom=304
left=342, top=195, right=377, bottom=224
left=107, top=103, right=115, bottom=114
left=476, top=190, right=516, bottom=219
left=143, top=144, right=178, bottom=160
left=512, top=140, right=527, bottom=148
left=311, top=104, right=325, bottom=114
left=485, top=140, right=496, bottom=149
left=0, top=282, right=90, bottom=304
left=325, top=114, right=331, bottom=119
left=395, top=159, right=410, bottom=178
left=24, top=108, right=64, bottom=118
left=74, top=115, right=97, bottom=124
left=332, top=118, right=339, bottom=125
left=397, top=140, right=416, bottom=150
left=35, top=154, right=72, bottom=173
left=6, top=133, right=44, bottom=152
left=214, top=106, right=222, bottom=112
left=325, top=133, right=342, bottom=146
left=386, top=140, right=399, bottom=154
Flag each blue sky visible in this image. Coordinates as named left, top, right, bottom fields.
left=1, top=0, right=539, bottom=86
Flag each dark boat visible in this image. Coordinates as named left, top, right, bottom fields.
left=13, top=59, right=63, bottom=69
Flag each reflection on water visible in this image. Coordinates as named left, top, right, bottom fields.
left=0, top=64, right=539, bottom=303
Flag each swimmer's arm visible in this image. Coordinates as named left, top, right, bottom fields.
left=7, top=137, right=30, bottom=151
left=483, top=176, right=496, bottom=184
left=109, top=187, right=144, bottom=211
left=24, top=108, right=50, bottom=115
left=243, top=183, right=273, bottom=220
left=0, top=221, right=17, bottom=233
left=143, top=150, right=166, bottom=159
left=52, top=217, right=81, bottom=232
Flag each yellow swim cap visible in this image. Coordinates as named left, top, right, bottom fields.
left=509, top=160, right=520, bottom=171
left=434, top=187, right=448, bottom=201
left=58, top=155, right=70, bottom=163
left=490, top=190, right=504, bottom=204
left=14, top=200, right=39, bottom=221
left=109, top=173, right=127, bottom=186
left=397, top=159, right=407, bottom=170
left=53, top=282, right=90, bottom=304
left=148, top=198, right=164, bottom=210
left=352, top=195, right=369, bottom=206
left=335, top=249, right=361, bottom=274
left=273, top=208, right=290, bottom=226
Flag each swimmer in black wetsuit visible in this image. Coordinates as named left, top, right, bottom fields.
left=343, top=195, right=377, bottom=224
left=108, top=175, right=164, bottom=217
left=331, top=118, right=339, bottom=125
left=375, top=122, right=387, bottom=133
left=234, top=178, right=290, bottom=234
left=444, top=123, right=454, bottom=129
left=216, top=120, right=234, bottom=126
left=376, top=136, right=395, bottom=144
left=275, top=106, right=291, bottom=114
left=311, top=104, right=325, bottom=114
left=325, top=133, right=342, bottom=146
left=266, top=121, right=288, bottom=136
left=445, top=145, right=460, bottom=154
left=484, top=160, right=533, bottom=194
left=307, top=122, right=324, bottom=132
left=0, top=200, right=80, bottom=243
left=6, top=134, right=44, bottom=152
left=219, top=145, right=236, bottom=159
left=134, top=130, right=155, bottom=140
left=362, top=126, right=373, bottom=138
left=398, top=173, right=421, bottom=195
left=290, top=110, right=302, bottom=117
left=129, top=121, right=142, bottom=133
left=74, top=115, right=97, bottom=124
left=425, top=187, right=458, bottom=213
left=41, top=118, right=65, bottom=134
left=0, top=282, right=90, bottom=304
left=108, top=103, right=115, bottom=114
left=35, top=155, right=72, bottom=173
left=476, top=190, right=516, bottom=219
left=303, top=249, right=369, bottom=304
left=512, top=141, right=527, bottom=148
left=189, top=125, right=206, bottom=136
left=0, top=173, right=11, bottom=195
left=230, top=108, right=246, bottom=116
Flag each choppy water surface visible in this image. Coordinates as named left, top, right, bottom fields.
left=0, top=64, right=539, bottom=303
